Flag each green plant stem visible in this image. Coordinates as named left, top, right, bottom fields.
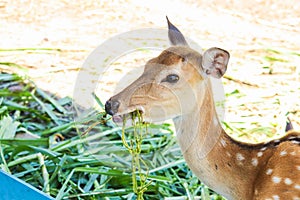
left=37, top=153, right=50, bottom=195
left=0, top=143, right=10, bottom=173
left=121, top=111, right=151, bottom=200
left=8, top=153, right=40, bottom=167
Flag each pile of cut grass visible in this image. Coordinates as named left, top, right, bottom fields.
left=0, top=72, right=224, bottom=199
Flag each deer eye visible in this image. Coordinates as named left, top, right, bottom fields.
left=163, top=74, right=179, bottom=83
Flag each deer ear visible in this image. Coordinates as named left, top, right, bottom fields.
left=166, top=16, right=188, bottom=46
left=202, top=47, right=230, bottom=78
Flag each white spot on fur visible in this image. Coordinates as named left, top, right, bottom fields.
left=220, top=139, right=227, bottom=147
left=291, top=151, right=296, bottom=156
left=236, top=153, right=245, bottom=161
left=280, top=150, right=287, bottom=156
left=295, top=184, right=300, bottom=190
left=272, top=195, right=280, bottom=200
left=272, top=176, right=281, bottom=184
left=297, top=166, right=300, bottom=170
left=260, top=147, right=267, bottom=151
left=293, top=196, right=300, bottom=200
left=257, top=152, right=263, bottom=157
left=266, top=169, right=273, bottom=175
left=292, top=140, right=299, bottom=144
left=284, top=178, right=293, bottom=185
left=251, top=158, right=258, bottom=166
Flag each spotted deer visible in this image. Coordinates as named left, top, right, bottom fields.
left=105, top=18, right=300, bottom=200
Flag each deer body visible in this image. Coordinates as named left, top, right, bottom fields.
left=174, top=83, right=300, bottom=199
left=105, top=18, right=300, bottom=200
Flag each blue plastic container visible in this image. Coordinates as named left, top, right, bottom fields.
left=0, top=170, right=53, bottom=200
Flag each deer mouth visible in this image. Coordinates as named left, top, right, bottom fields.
left=111, top=106, right=145, bottom=126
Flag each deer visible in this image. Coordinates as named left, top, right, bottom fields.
left=105, top=17, right=300, bottom=200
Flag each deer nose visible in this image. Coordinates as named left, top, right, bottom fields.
left=105, top=98, right=120, bottom=115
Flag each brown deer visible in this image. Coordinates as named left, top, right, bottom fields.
left=105, top=18, right=300, bottom=200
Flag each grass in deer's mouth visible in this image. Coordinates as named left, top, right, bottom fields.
left=112, top=109, right=145, bottom=125
left=120, top=110, right=151, bottom=200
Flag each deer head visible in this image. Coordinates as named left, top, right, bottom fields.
left=105, top=17, right=229, bottom=124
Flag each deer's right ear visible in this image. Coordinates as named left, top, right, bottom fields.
left=167, top=16, right=188, bottom=46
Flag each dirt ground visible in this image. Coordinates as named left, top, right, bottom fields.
left=0, top=0, right=299, bottom=142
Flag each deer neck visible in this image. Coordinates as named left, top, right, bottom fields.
left=174, top=81, right=220, bottom=158
left=173, top=80, right=263, bottom=200
left=174, top=80, right=222, bottom=158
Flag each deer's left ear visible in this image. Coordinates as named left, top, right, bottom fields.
left=202, top=47, right=230, bottom=78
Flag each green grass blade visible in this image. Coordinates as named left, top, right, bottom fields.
left=51, top=127, right=121, bottom=151
left=31, top=92, right=62, bottom=125
left=7, top=153, right=40, bottom=167
left=0, top=73, right=22, bottom=82
left=55, top=169, right=75, bottom=200
left=40, top=122, right=74, bottom=136
left=36, top=88, right=67, bottom=114
left=149, top=159, right=185, bottom=173
left=92, top=92, right=104, bottom=108
left=0, top=138, right=48, bottom=147
left=0, top=62, right=28, bottom=72
left=0, top=115, right=20, bottom=139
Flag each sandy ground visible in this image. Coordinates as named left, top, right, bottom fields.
left=0, top=0, right=299, bottom=141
